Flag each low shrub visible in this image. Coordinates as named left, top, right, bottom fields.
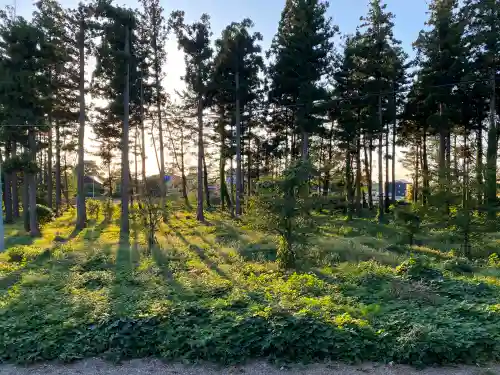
left=396, top=256, right=443, bottom=280
left=36, top=204, right=54, bottom=225
left=86, top=199, right=101, bottom=221
left=443, top=258, right=474, bottom=275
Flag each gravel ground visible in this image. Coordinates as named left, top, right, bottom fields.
left=1, top=359, right=499, bottom=375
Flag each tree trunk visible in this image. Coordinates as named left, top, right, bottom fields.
left=76, top=20, right=86, bottom=230
left=476, top=125, right=483, bottom=205
left=378, top=94, right=384, bottom=223
left=346, top=147, right=353, bottom=221
left=180, top=131, right=189, bottom=207
left=363, top=138, right=373, bottom=209
left=28, top=130, right=40, bottom=237
left=47, top=126, right=53, bottom=209
left=196, top=94, right=205, bottom=222
left=235, top=71, right=242, bottom=217
left=355, top=138, right=361, bottom=214
left=414, top=144, right=420, bottom=203
left=422, top=130, right=429, bottom=206
left=55, top=124, right=62, bottom=216
left=385, top=125, right=390, bottom=211
left=22, top=173, right=29, bottom=232
left=63, top=153, right=70, bottom=209
left=4, top=145, right=12, bottom=224
left=12, top=142, right=19, bottom=218
left=486, top=69, right=497, bottom=220
left=153, top=21, right=166, bottom=219
left=392, top=115, right=396, bottom=202
left=203, top=154, right=210, bottom=208
left=140, top=74, right=147, bottom=193
left=120, top=26, right=131, bottom=237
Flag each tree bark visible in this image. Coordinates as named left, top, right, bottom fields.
left=12, top=142, right=19, bottom=218
left=355, top=138, right=361, bottom=214
left=364, top=138, right=373, bottom=209
left=476, top=125, right=483, bottom=205
left=346, top=147, right=353, bottom=221
left=196, top=94, right=205, bottom=222
left=120, top=26, right=131, bottom=236
left=76, top=18, right=86, bottom=230
left=203, top=154, right=210, bottom=208
left=422, top=130, right=429, bottom=205
left=378, top=94, right=384, bottom=222
left=392, top=113, right=396, bottom=202
left=4, top=144, right=12, bottom=224
left=385, top=124, right=390, bottom=211
left=22, top=173, right=29, bottom=232
left=486, top=69, right=497, bottom=220
left=414, top=144, right=420, bottom=203
left=235, top=71, right=242, bottom=217
left=140, top=73, right=147, bottom=193
left=47, top=126, right=53, bottom=209
left=28, top=130, right=40, bottom=237
left=55, top=124, right=62, bottom=216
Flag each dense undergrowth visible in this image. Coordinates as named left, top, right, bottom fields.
left=1, top=208, right=500, bottom=366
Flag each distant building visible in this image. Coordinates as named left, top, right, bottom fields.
left=371, top=180, right=410, bottom=200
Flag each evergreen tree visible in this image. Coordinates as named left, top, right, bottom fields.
left=268, top=0, right=337, bottom=161
left=170, top=11, right=213, bottom=222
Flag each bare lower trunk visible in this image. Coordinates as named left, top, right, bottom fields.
left=120, top=26, right=131, bottom=236
left=422, top=131, right=429, bottom=205
left=355, top=138, right=361, bottom=214
left=47, top=126, right=53, bottom=209
left=12, top=143, right=19, bottom=218
left=235, top=71, right=242, bottom=217
left=377, top=94, right=384, bottom=223
left=203, top=155, right=210, bottom=208
left=63, top=154, right=70, bottom=209
left=414, top=144, right=420, bottom=203
left=346, top=147, right=353, bottom=221
left=363, top=139, right=373, bottom=209
left=391, top=117, right=396, bottom=202
left=486, top=69, right=497, bottom=220
left=28, top=130, right=40, bottom=237
left=4, top=145, right=12, bottom=224
left=22, top=173, right=29, bottom=232
left=55, top=124, right=62, bottom=216
left=385, top=126, right=389, bottom=211
left=76, top=21, right=87, bottom=230
left=476, top=125, right=483, bottom=206
left=196, top=95, right=205, bottom=222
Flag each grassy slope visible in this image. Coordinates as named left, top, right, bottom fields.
left=1, top=208, right=500, bottom=366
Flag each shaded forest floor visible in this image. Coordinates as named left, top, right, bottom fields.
left=2, top=208, right=500, bottom=367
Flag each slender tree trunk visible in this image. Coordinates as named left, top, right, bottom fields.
left=76, top=20, right=86, bottom=229
left=4, top=145, right=12, bottom=224
left=12, top=142, right=19, bottom=218
left=385, top=125, right=390, bottom=211
left=22, top=173, right=29, bottom=232
left=180, top=131, right=188, bottom=206
left=235, top=71, right=242, bottom=217
left=55, top=124, right=62, bottom=216
left=28, top=130, right=40, bottom=237
left=203, top=154, right=210, bottom=208
left=196, top=94, right=205, bottom=222
left=486, top=69, right=497, bottom=220
left=120, top=26, right=131, bottom=237
left=355, top=138, right=361, bottom=214
left=392, top=115, right=396, bottom=202
left=153, top=24, right=166, bottom=219
left=247, top=138, right=251, bottom=200
left=378, top=94, right=384, bottom=222
left=346, top=147, right=353, bottom=221
left=364, top=138, right=373, bottom=209
left=140, top=74, right=147, bottom=193
left=230, top=149, right=235, bottom=218
left=63, top=153, right=70, bottom=209
left=422, top=130, right=429, bottom=206
left=476, top=125, right=483, bottom=206
left=302, top=130, right=309, bottom=161
left=47, top=126, right=53, bottom=209
left=414, top=144, right=420, bottom=203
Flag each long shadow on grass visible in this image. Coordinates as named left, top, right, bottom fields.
left=5, top=231, right=35, bottom=249
left=211, top=219, right=277, bottom=262
left=82, top=219, right=111, bottom=242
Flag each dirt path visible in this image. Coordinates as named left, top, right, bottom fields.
left=1, top=359, right=498, bottom=375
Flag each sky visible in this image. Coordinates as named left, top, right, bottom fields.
left=3, top=0, right=432, bottom=179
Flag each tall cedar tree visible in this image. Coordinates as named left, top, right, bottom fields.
left=210, top=19, right=263, bottom=216
left=462, top=0, right=500, bottom=219
left=356, top=0, right=407, bottom=222
left=170, top=11, right=213, bottom=222
left=268, top=0, right=337, bottom=162
left=413, top=0, right=464, bottom=216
